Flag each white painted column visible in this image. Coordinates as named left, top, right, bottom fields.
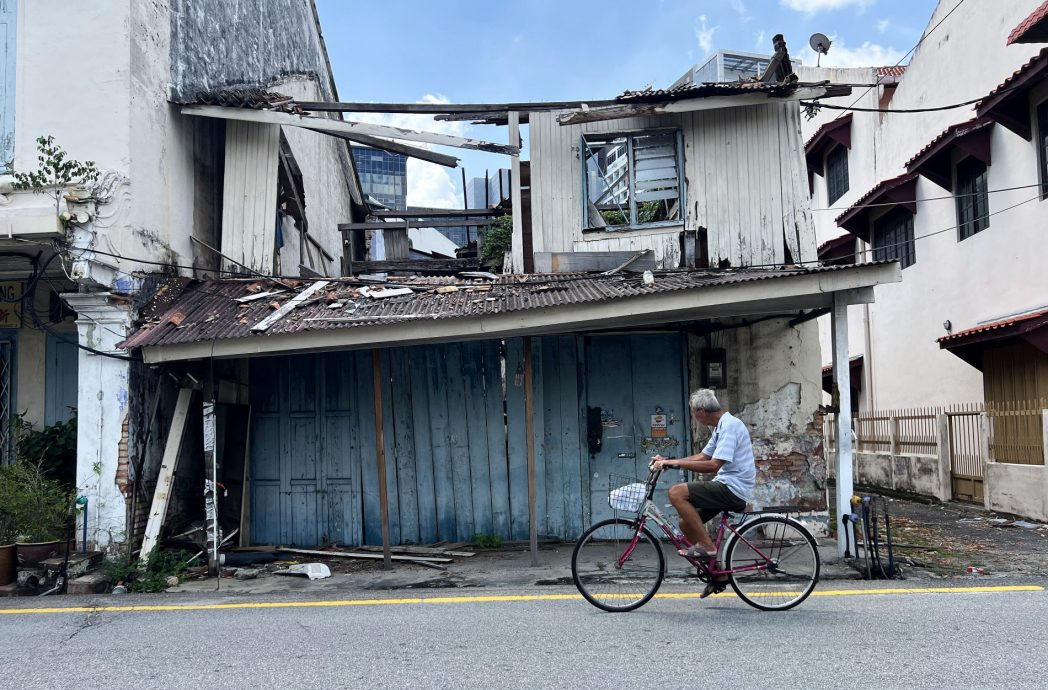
left=831, top=295, right=853, bottom=559
left=508, top=111, right=524, bottom=274
left=62, top=292, right=133, bottom=550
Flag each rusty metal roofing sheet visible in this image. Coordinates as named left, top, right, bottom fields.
left=617, top=80, right=802, bottom=102
left=1008, top=1, right=1048, bottom=44
left=120, top=265, right=884, bottom=350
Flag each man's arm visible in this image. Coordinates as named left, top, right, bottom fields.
left=652, top=453, right=725, bottom=474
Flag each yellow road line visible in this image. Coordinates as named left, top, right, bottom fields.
left=0, top=585, right=1041, bottom=615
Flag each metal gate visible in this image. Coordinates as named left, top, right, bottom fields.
left=948, top=409, right=984, bottom=503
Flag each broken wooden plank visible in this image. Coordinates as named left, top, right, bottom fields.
left=250, top=280, right=330, bottom=332
left=458, top=271, right=500, bottom=281
left=602, top=249, right=654, bottom=276
left=235, top=290, right=287, bottom=303
left=338, top=218, right=497, bottom=231
left=371, top=208, right=500, bottom=218
left=181, top=105, right=520, bottom=155
left=322, top=129, right=460, bottom=168
left=533, top=251, right=656, bottom=273
left=359, top=286, right=414, bottom=299
left=140, top=387, right=195, bottom=564
left=278, top=547, right=451, bottom=564
left=353, top=545, right=476, bottom=557
left=294, top=99, right=619, bottom=114
left=346, top=258, right=481, bottom=274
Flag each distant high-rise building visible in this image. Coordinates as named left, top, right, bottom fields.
left=466, top=170, right=511, bottom=208
left=672, top=49, right=800, bottom=88
left=351, top=146, right=407, bottom=210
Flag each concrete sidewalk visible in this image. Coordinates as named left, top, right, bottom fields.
left=168, top=538, right=858, bottom=596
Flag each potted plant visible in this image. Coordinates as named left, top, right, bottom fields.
left=0, top=504, right=15, bottom=586
left=0, top=462, right=73, bottom=568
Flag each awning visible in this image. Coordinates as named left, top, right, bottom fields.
left=120, top=263, right=901, bottom=363
left=804, top=113, right=852, bottom=177
left=905, top=117, right=994, bottom=190
left=1008, top=1, right=1048, bottom=44
left=938, top=307, right=1048, bottom=369
left=821, top=354, right=863, bottom=395
left=817, top=234, right=856, bottom=266
left=976, top=47, right=1048, bottom=140
left=835, top=172, right=919, bottom=241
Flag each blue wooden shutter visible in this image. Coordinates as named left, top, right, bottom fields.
left=0, top=0, right=15, bottom=168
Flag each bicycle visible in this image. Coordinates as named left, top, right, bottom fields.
left=571, top=463, right=820, bottom=612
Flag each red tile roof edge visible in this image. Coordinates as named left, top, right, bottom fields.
left=938, top=307, right=1048, bottom=344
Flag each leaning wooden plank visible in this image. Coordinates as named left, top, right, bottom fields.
left=235, top=290, right=287, bottom=303
left=251, top=280, right=330, bottom=332
left=533, top=251, right=656, bottom=273
left=353, top=545, right=475, bottom=557
left=182, top=105, right=519, bottom=156
left=321, top=130, right=459, bottom=168
left=140, top=388, right=195, bottom=565
left=278, top=547, right=452, bottom=564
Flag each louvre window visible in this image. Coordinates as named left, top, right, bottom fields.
left=955, top=156, right=989, bottom=241
left=825, top=144, right=849, bottom=205
left=583, top=131, right=683, bottom=230
left=872, top=208, right=916, bottom=269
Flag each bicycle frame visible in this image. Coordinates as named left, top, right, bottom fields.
left=615, top=467, right=779, bottom=579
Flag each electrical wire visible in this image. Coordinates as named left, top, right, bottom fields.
left=811, top=182, right=1047, bottom=212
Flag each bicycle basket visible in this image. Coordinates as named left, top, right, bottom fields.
left=609, top=482, right=646, bottom=512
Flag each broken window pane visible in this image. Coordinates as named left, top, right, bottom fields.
left=584, top=131, right=682, bottom=230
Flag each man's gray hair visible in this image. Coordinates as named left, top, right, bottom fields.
left=689, top=388, right=721, bottom=413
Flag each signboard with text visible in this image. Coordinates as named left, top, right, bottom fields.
left=0, top=282, right=21, bottom=328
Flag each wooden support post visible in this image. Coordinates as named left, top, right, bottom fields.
left=202, top=376, right=220, bottom=576
left=140, top=387, right=194, bottom=565
left=524, top=337, right=538, bottom=566
left=372, top=349, right=392, bottom=570
left=508, top=111, right=523, bottom=273
left=831, top=296, right=853, bottom=559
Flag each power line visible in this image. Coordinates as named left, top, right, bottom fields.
left=811, top=182, right=1046, bottom=212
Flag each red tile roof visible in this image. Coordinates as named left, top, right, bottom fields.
left=938, top=308, right=1048, bottom=344
left=876, top=66, right=907, bottom=77
left=904, top=117, right=993, bottom=169
left=1008, top=1, right=1048, bottom=44
left=834, top=172, right=919, bottom=239
left=977, top=46, right=1048, bottom=112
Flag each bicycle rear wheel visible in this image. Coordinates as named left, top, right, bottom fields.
left=725, top=516, right=819, bottom=611
left=571, top=518, right=665, bottom=612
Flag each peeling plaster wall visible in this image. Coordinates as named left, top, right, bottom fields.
left=169, top=0, right=335, bottom=103
left=688, top=319, right=827, bottom=521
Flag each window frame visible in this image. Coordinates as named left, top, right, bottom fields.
left=580, top=128, right=686, bottom=233
left=824, top=143, right=850, bottom=205
left=872, top=207, right=916, bottom=269
left=1038, top=99, right=1048, bottom=201
left=954, top=155, right=990, bottom=241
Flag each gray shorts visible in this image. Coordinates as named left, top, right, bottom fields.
left=687, top=481, right=746, bottom=523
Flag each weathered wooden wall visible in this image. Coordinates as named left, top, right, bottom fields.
left=526, top=103, right=816, bottom=270
left=248, top=337, right=588, bottom=547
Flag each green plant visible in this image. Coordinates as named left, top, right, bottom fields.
left=12, top=415, right=77, bottom=488
left=11, top=135, right=99, bottom=218
left=0, top=461, right=74, bottom=543
left=101, top=549, right=192, bottom=593
left=472, top=533, right=503, bottom=549
left=480, top=215, right=513, bottom=271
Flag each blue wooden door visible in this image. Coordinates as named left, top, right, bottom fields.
left=45, top=332, right=79, bottom=426
left=585, top=334, right=690, bottom=523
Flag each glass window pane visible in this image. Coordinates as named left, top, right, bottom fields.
left=584, top=137, right=631, bottom=227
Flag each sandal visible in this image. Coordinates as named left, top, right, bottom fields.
left=700, top=581, right=728, bottom=599
left=678, top=545, right=715, bottom=562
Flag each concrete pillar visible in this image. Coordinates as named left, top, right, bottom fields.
left=935, top=413, right=952, bottom=502
left=831, top=295, right=852, bottom=559
left=62, top=292, right=133, bottom=550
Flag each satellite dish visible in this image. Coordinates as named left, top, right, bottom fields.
left=809, top=33, right=832, bottom=66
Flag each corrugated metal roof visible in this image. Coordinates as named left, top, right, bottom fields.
left=1008, top=1, right=1048, bottom=44
left=121, top=265, right=885, bottom=350
left=617, top=80, right=808, bottom=102
left=938, top=308, right=1048, bottom=344
left=191, top=88, right=304, bottom=113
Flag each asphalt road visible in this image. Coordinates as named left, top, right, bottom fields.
left=2, top=580, right=1046, bottom=690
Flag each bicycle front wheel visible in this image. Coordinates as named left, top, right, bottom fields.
left=571, top=518, right=665, bottom=612
left=725, top=516, right=820, bottom=611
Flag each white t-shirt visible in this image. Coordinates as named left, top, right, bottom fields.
left=701, top=411, right=756, bottom=502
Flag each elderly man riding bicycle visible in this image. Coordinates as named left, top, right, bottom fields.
left=652, top=388, right=755, bottom=598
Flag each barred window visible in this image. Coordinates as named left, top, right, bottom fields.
left=955, top=156, right=989, bottom=241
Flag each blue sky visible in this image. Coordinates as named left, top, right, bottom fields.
left=316, top=0, right=940, bottom=207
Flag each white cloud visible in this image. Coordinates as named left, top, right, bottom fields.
left=730, top=0, right=752, bottom=23
left=781, top=0, right=874, bottom=13
left=350, top=94, right=465, bottom=209
left=754, top=30, right=767, bottom=50
left=800, top=38, right=905, bottom=68
left=694, top=15, right=719, bottom=57
left=875, top=19, right=890, bottom=33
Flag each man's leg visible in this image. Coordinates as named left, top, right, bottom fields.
left=668, top=483, right=715, bottom=553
